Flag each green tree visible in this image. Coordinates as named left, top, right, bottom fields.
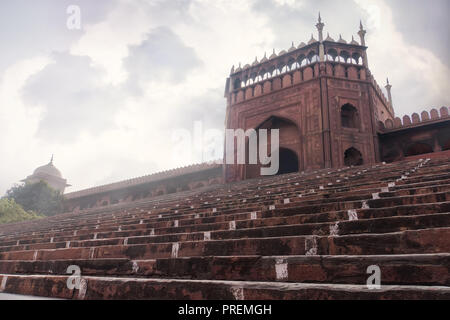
left=0, top=198, right=43, bottom=224
left=5, top=181, right=64, bottom=216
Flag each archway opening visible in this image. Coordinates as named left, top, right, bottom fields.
left=245, top=116, right=301, bottom=180
left=344, top=147, right=363, bottom=166
left=277, top=148, right=299, bottom=175
left=405, top=142, right=433, bottom=157
left=341, top=103, right=358, bottom=128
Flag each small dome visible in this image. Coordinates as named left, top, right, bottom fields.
left=297, top=42, right=306, bottom=49
left=269, top=49, right=278, bottom=59
left=260, top=53, right=268, bottom=63
left=278, top=50, right=287, bottom=56
left=33, top=160, right=62, bottom=178
left=288, top=42, right=296, bottom=52
left=350, top=36, right=359, bottom=45
left=308, top=34, right=317, bottom=44
left=338, top=34, right=347, bottom=44
left=325, top=33, right=335, bottom=42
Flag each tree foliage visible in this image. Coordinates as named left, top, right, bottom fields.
left=0, top=198, right=43, bottom=224
left=5, top=181, right=64, bottom=216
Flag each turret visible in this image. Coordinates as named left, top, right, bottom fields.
left=316, top=12, right=325, bottom=61
left=358, top=20, right=368, bottom=67
left=385, top=78, right=393, bottom=107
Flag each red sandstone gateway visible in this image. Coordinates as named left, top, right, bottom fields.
left=0, top=15, right=449, bottom=301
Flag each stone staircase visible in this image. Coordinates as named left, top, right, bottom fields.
left=0, top=158, right=449, bottom=300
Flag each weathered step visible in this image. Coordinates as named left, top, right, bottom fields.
left=1, top=254, right=448, bottom=286
left=0, top=274, right=449, bottom=300
left=0, top=168, right=447, bottom=240
left=4, top=198, right=448, bottom=250
left=0, top=228, right=448, bottom=261
left=1, top=166, right=444, bottom=239
left=5, top=211, right=447, bottom=252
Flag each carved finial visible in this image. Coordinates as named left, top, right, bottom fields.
left=358, top=20, right=367, bottom=40
left=385, top=78, right=393, bottom=107
left=231, top=65, right=235, bottom=74
left=50, top=154, right=54, bottom=164
left=316, top=12, right=325, bottom=41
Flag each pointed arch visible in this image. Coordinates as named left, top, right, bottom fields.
left=341, top=103, right=359, bottom=128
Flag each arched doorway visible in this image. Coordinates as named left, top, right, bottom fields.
left=277, top=148, right=299, bottom=175
left=405, top=142, right=433, bottom=157
left=245, top=115, right=301, bottom=179
left=344, top=147, right=363, bottom=166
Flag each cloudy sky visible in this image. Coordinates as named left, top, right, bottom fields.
left=0, top=0, right=449, bottom=195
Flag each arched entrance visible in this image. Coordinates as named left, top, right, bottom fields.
left=245, top=115, right=301, bottom=179
left=405, top=142, right=433, bottom=157
left=277, top=148, right=299, bottom=175
left=344, top=147, right=363, bottom=166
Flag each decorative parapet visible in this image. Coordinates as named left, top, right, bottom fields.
left=379, top=107, right=449, bottom=131
left=224, top=32, right=397, bottom=110
left=65, top=162, right=222, bottom=200
left=228, top=35, right=367, bottom=89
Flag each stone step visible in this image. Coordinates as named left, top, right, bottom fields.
left=3, top=168, right=448, bottom=238
left=0, top=227, right=448, bottom=261
left=1, top=254, right=448, bottom=286
left=1, top=190, right=448, bottom=246
left=1, top=212, right=448, bottom=253
left=0, top=274, right=449, bottom=300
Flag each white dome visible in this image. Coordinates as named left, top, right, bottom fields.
left=33, top=161, right=62, bottom=179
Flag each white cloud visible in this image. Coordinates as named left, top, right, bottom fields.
left=0, top=56, right=51, bottom=192
left=354, top=0, right=450, bottom=115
